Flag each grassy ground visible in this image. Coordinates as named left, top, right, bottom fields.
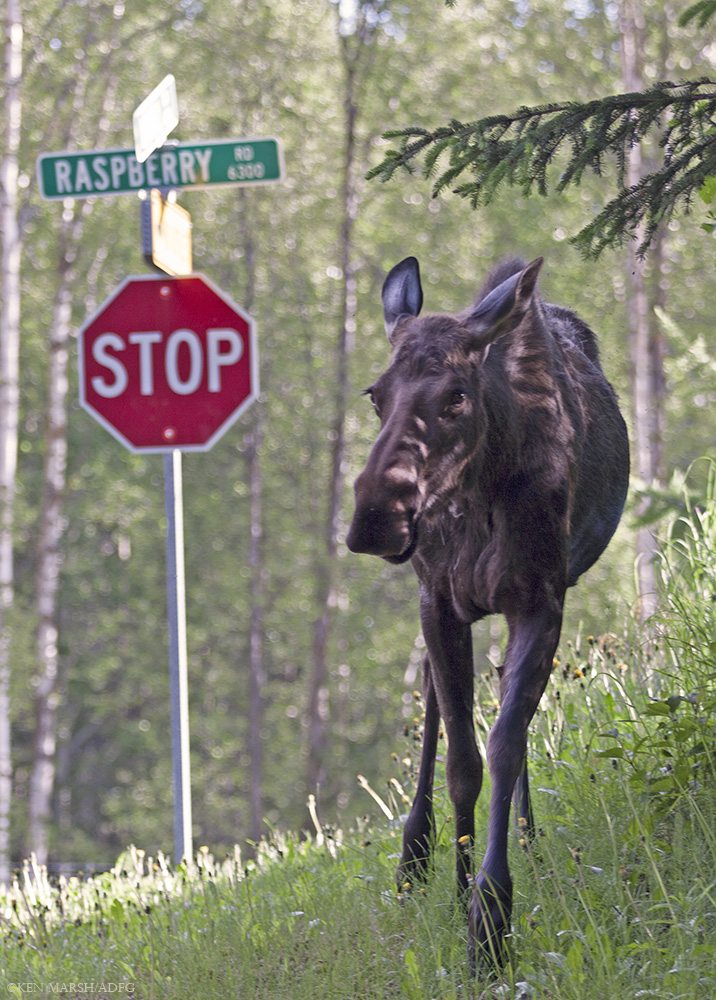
left=1, top=652, right=714, bottom=1000
left=2, top=471, right=715, bottom=999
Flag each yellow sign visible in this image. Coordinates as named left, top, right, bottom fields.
left=149, top=190, right=192, bottom=276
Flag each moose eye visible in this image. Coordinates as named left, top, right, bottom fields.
left=443, top=390, right=467, bottom=416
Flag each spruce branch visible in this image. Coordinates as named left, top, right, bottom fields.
left=678, top=1, right=716, bottom=28
left=368, top=79, right=716, bottom=257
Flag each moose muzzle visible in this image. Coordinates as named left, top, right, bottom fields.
left=346, top=468, right=419, bottom=563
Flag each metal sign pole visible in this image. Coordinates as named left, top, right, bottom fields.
left=163, top=448, right=193, bottom=864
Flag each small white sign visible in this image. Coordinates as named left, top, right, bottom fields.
left=133, top=74, right=179, bottom=164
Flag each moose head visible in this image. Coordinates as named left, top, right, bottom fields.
left=347, top=255, right=543, bottom=565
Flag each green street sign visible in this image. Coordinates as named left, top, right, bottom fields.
left=37, top=137, right=284, bottom=200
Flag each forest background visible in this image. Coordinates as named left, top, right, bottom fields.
left=0, top=0, right=715, bottom=879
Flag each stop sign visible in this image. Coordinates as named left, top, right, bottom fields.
left=78, top=274, right=257, bottom=452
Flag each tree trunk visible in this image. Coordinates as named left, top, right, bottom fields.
left=238, top=191, right=266, bottom=846
left=26, top=58, right=119, bottom=862
left=0, top=0, right=23, bottom=884
left=246, top=417, right=265, bottom=844
left=305, top=24, right=362, bottom=799
left=620, top=0, right=663, bottom=624
left=27, top=241, right=75, bottom=864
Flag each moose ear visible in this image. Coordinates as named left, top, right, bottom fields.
left=463, top=256, right=544, bottom=350
left=382, top=257, right=423, bottom=341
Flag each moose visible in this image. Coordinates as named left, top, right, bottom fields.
left=347, top=254, right=629, bottom=966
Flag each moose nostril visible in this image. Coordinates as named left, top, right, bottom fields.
left=347, top=503, right=411, bottom=557
left=349, top=506, right=382, bottom=548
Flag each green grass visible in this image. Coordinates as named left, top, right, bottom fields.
left=2, top=658, right=714, bottom=1000
left=2, top=466, right=715, bottom=999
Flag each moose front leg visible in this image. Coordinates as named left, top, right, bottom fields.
left=420, top=589, right=483, bottom=901
left=470, top=606, right=562, bottom=968
left=398, top=654, right=440, bottom=892
left=497, top=663, right=536, bottom=843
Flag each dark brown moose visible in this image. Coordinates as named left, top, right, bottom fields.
left=347, top=254, right=629, bottom=967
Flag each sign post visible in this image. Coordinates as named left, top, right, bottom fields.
left=78, top=274, right=258, bottom=863
left=133, top=76, right=196, bottom=862
left=51, top=84, right=278, bottom=864
left=164, top=448, right=192, bottom=863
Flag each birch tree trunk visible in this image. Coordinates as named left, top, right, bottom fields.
left=27, top=250, right=74, bottom=863
left=26, top=55, right=118, bottom=861
left=0, top=0, right=23, bottom=884
left=620, top=0, right=663, bottom=625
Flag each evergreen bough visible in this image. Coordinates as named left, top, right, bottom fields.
left=368, top=77, right=716, bottom=258
left=679, top=0, right=716, bottom=29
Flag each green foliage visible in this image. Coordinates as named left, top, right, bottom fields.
left=698, top=173, right=716, bottom=232
left=4, top=481, right=715, bottom=994
left=679, top=0, right=716, bottom=28
left=545, top=465, right=716, bottom=830
left=5, top=4, right=716, bottom=990
left=8, top=0, right=716, bottom=874
left=651, top=460, right=716, bottom=784
left=2, top=587, right=715, bottom=998
left=369, top=79, right=716, bottom=257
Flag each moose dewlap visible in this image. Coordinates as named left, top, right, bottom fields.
left=347, top=254, right=629, bottom=968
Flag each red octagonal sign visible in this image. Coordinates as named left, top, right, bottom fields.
left=79, top=274, right=258, bottom=452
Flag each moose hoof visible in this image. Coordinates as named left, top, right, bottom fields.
left=468, top=872, right=513, bottom=971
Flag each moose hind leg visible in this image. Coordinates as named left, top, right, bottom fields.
left=513, top=756, right=536, bottom=844
left=398, top=655, right=440, bottom=892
